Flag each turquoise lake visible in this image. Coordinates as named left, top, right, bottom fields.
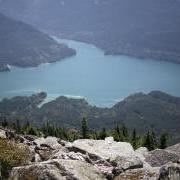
left=0, top=37, right=180, bottom=107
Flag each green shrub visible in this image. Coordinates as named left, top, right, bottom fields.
left=0, top=138, right=30, bottom=178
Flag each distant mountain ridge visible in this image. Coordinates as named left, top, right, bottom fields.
left=0, top=13, right=76, bottom=71
left=0, top=91, right=180, bottom=143
left=0, top=0, right=180, bottom=63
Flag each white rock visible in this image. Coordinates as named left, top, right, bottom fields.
left=71, top=137, right=143, bottom=173
left=34, top=136, right=62, bottom=150
left=72, top=138, right=135, bottom=160
left=105, top=136, right=114, bottom=144
left=34, top=153, right=42, bottom=162
left=0, top=128, right=6, bottom=139
left=135, top=147, right=149, bottom=160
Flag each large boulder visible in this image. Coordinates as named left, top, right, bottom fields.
left=135, top=147, right=154, bottom=169
left=145, top=149, right=180, bottom=167
left=111, top=156, right=143, bottom=171
left=166, top=143, right=180, bottom=157
left=70, top=137, right=143, bottom=175
left=9, top=159, right=106, bottom=180
left=34, top=136, right=62, bottom=150
left=33, top=137, right=67, bottom=161
left=135, top=147, right=149, bottom=161
left=52, top=147, right=115, bottom=178
left=114, top=167, right=160, bottom=180
left=158, top=162, right=180, bottom=180
left=71, top=137, right=137, bottom=160
left=0, top=127, right=16, bottom=139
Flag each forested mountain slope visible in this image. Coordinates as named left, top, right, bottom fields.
left=0, top=91, right=180, bottom=143
left=0, top=13, right=75, bottom=71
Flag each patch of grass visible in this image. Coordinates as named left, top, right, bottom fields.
left=0, top=138, right=30, bottom=178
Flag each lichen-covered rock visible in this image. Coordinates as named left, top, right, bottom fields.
left=111, top=155, right=143, bottom=171
left=9, top=159, right=106, bottom=180
left=9, top=161, right=65, bottom=180
left=52, top=151, right=90, bottom=162
left=24, top=135, right=37, bottom=142
left=166, top=143, right=180, bottom=157
left=135, top=147, right=149, bottom=160
left=70, top=137, right=143, bottom=177
left=71, top=137, right=136, bottom=161
left=52, top=148, right=115, bottom=178
left=145, top=149, right=179, bottom=167
left=114, top=167, right=160, bottom=180
left=34, top=136, right=62, bottom=150
left=158, top=162, right=180, bottom=180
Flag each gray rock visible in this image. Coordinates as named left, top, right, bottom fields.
left=0, top=127, right=16, bottom=140
left=34, top=136, right=62, bottom=150
left=114, top=167, right=160, bottom=180
left=52, top=149, right=114, bottom=178
left=24, top=135, right=37, bottom=142
left=145, top=149, right=180, bottom=167
left=71, top=137, right=136, bottom=161
left=135, top=147, right=153, bottom=169
left=35, top=146, right=54, bottom=161
left=70, top=137, right=143, bottom=177
left=34, top=153, right=42, bottom=162
left=0, top=128, right=6, bottom=138
left=158, top=162, right=180, bottom=180
left=58, top=139, right=71, bottom=147
left=52, top=151, right=89, bottom=162
left=9, top=159, right=106, bottom=180
left=135, top=147, right=149, bottom=160
left=111, top=155, right=143, bottom=171
left=166, top=143, right=180, bottom=157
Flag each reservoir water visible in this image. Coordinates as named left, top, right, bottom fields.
left=0, top=37, right=180, bottom=107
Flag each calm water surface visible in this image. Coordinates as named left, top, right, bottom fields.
left=0, top=37, right=180, bottom=107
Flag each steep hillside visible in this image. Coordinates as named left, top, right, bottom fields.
left=0, top=0, right=180, bottom=63
left=0, top=13, right=76, bottom=70
left=0, top=91, right=180, bottom=142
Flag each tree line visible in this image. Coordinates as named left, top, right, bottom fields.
left=0, top=116, right=168, bottom=150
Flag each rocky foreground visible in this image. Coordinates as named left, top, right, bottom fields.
left=0, top=127, right=180, bottom=180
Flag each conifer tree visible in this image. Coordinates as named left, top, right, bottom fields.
left=159, top=132, right=168, bottom=149
left=143, top=131, right=152, bottom=150
left=143, top=130, right=157, bottom=151
left=81, top=117, right=88, bottom=139
left=26, top=125, right=37, bottom=136
left=131, top=129, right=138, bottom=149
left=151, top=129, right=158, bottom=149
left=15, top=119, right=21, bottom=133
left=2, top=116, right=8, bottom=128
left=99, top=128, right=107, bottom=140
left=121, top=124, right=129, bottom=140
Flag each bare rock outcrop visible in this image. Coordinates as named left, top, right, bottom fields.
left=166, top=143, right=180, bottom=157
left=114, top=167, right=160, bottom=180
left=145, top=149, right=180, bottom=167
left=9, top=159, right=106, bottom=180
left=158, top=162, right=180, bottom=180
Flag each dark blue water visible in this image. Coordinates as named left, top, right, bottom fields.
left=0, top=37, right=180, bottom=107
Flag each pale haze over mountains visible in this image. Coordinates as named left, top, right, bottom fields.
left=0, top=0, right=180, bottom=63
